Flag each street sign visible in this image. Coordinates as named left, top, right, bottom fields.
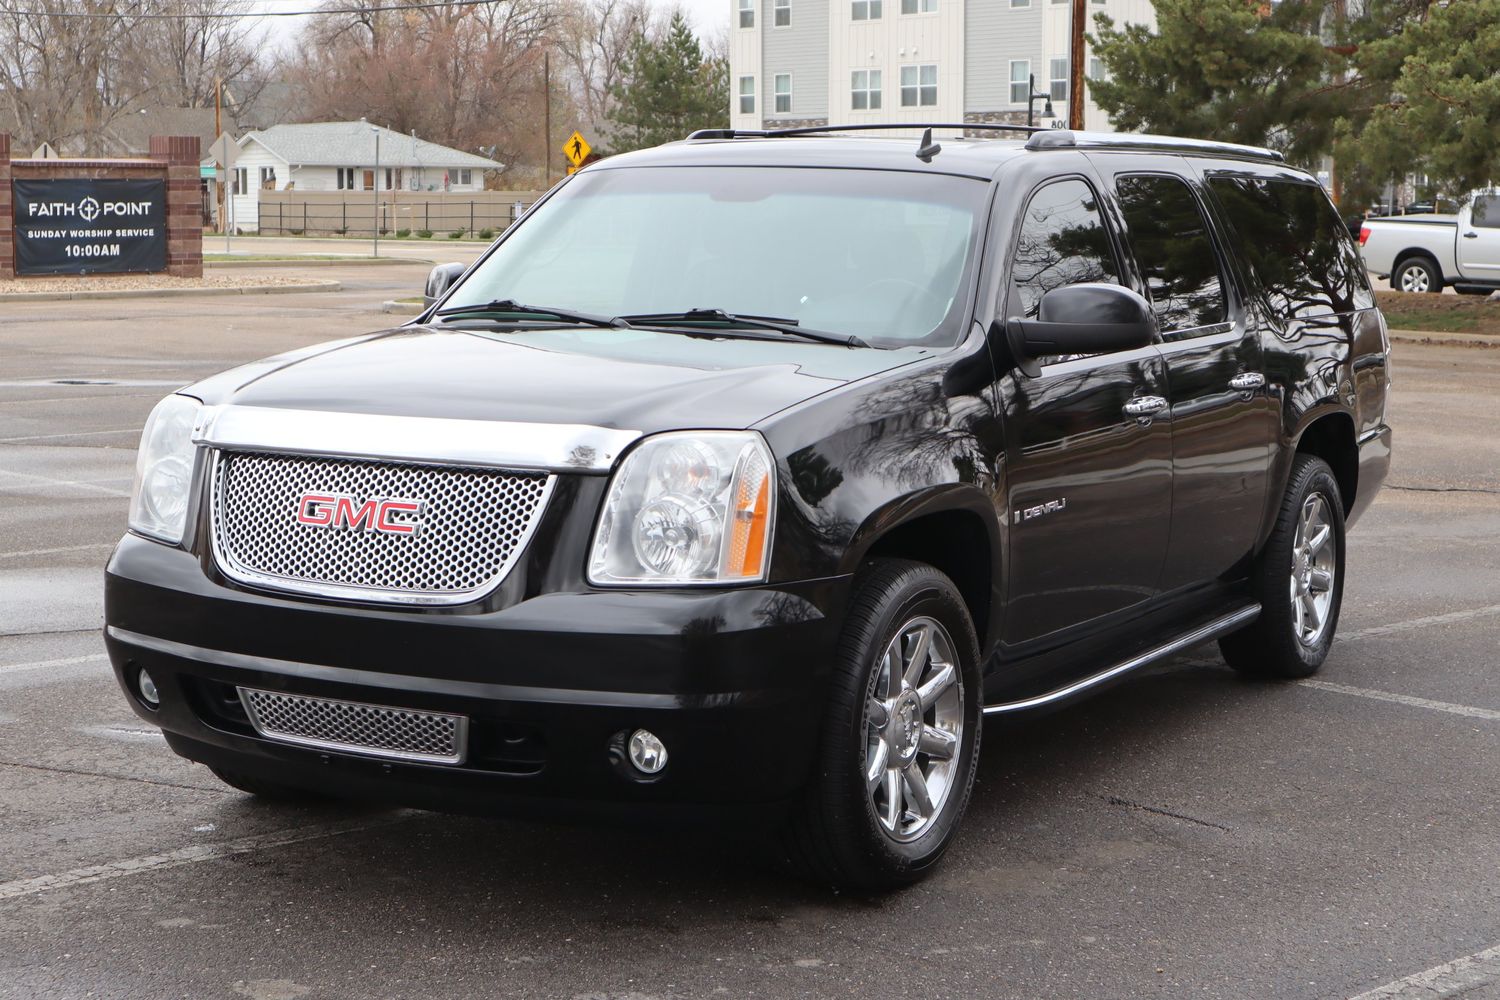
left=199, top=164, right=217, bottom=179
left=208, top=131, right=239, bottom=169
left=31, top=141, right=59, bottom=159
left=563, top=130, right=591, bottom=168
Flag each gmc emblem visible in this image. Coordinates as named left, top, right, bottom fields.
left=297, top=493, right=424, bottom=535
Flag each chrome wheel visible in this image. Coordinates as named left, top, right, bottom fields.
left=1290, top=494, right=1337, bottom=646
left=864, top=616, right=964, bottom=843
left=1398, top=264, right=1432, bottom=293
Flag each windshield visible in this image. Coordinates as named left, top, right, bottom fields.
left=440, top=165, right=987, bottom=347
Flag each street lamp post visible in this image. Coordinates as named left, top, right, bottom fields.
left=1026, top=73, right=1055, bottom=128
left=371, top=123, right=381, bottom=257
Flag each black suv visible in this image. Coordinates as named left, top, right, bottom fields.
left=106, top=125, right=1392, bottom=889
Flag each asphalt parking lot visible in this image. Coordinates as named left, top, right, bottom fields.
left=2, top=266, right=1499, bottom=999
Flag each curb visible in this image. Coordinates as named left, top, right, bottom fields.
left=382, top=299, right=426, bottom=315
left=207, top=257, right=428, bottom=268
left=0, top=280, right=342, bottom=302
left=1388, top=328, right=1500, bottom=349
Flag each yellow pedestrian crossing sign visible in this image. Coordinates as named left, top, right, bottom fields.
left=563, top=131, right=591, bottom=171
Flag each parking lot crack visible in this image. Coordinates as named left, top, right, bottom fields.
left=1097, top=794, right=1232, bottom=831
left=0, top=758, right=231, bottom=796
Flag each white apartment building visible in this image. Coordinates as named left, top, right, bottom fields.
left=728, top=0, right=1156, bottom=132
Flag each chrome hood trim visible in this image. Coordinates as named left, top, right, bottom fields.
left=192, top=405, right=642, bottom=473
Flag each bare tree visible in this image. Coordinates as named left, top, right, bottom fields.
left=553, top=0, right=655, bottom=134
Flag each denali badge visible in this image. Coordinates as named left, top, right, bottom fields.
left=1014, top=498, right=1067, bottom=524
left=296, top=493, right=425, bottom=535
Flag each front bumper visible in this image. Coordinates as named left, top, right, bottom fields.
left=106, top=534, right=848, bottom=814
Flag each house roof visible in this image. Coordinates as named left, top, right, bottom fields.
left=240, top=122, right=502, bottom=170
left=105, top=107, right=229, bottom=158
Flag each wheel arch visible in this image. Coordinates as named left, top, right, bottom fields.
left=1293, top=411, right=1359, bottom=516
left=841, top=487, right=1001, bottom=655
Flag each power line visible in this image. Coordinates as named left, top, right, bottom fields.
left=0, top=0, right=502, bottom=17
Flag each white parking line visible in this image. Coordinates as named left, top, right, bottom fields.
left=1301, top=680, right=1500, bottom=722
left=1349, top=942, right=1500, bottom=999
left=1342, top=603, right=1500, bottom=642
left=0, top=815, right=412, bottom=903
left=0, top=542, right=115, bottom=560
left=0, top=426, right=139, bottom=443
left=0, top=653, right=108, bottom=676
left=0, top=468, right=130, bottom=498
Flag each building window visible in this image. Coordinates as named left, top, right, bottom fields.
left=851, top=69, right=882, bottom=110
left=1010, top=60, right=1031, bottom=104
left=336, top=167, right=354, bottom=190
left=774, top=0, right=790, bottom=26
left=739, top=0, right=754, bottom=26
left=852, top=0, right=882, bottom=18
left=258, top=166, right=275, bottom=189
left=233, top=167, right=247, bottom=195
left=1010, top=0, right=1030, bottom=7
left=774, top=73, right=792, bottom=113
left=900, top=0, right=936, bottom=12
left=739, top=75, right=756, bottom=114
left=899, top=64, right=937, bottom=107
left=458, top=169, right=472, bottom=186
left=1089, top=57, right=1107, bottom=81
left=1050, top=57, right=1068, bottom=103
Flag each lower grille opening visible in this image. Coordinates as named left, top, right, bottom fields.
left=239, top=687, right=468, bottom=764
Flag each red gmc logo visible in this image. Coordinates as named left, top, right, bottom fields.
left=296, top=493, right=424, bottom=535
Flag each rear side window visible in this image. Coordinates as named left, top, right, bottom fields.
left=1011, top=178, right=1119, bottom=318
left=1474, top=194, right=1500, bottom=229
left=1116, top=174, right=1227, bottom=335
left=1207, top=175, right=1370, bottom=320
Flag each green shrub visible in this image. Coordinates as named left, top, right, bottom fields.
left=417, top=229, right=433, bottom=239
left=478, top=228, right=495, bottom=240
left=288, top=228, right=303, bottom=236
left=448, top=229, right=465, bottom=239
left=395, top=228, right=411, bottom=238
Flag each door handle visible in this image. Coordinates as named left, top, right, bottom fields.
left=1463, top=231, right=1480, bottom=239
left=1229, top=372, right=1266, bottom=391
left=1122, top=395, right=1168, bottom=424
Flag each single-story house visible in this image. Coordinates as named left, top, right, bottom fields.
left=214, top=121, right=503, bottom=232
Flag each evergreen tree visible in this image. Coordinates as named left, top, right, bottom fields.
left=1340, top=0, right=1500, bottom=199
left=608, top=12, right=728, bottom=152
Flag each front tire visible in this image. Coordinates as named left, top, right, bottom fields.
left=1392, top=256, right=1442, bottom=294
left=785, top=559, right=982, bottom=891
left=1220, top=455, right=1345, bottom=679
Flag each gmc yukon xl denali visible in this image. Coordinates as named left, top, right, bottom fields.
left=107, top=126, right=1392, bottom=889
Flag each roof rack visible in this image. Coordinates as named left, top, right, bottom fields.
left=1023, top=129, right=1285, bottom=162
left=686, top=123, right=1284, bottom=163
left=688, top=122, right=1049, bottom=140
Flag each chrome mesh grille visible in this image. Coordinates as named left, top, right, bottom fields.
left=238, top=687, right=468, bottom=763
left=211, top=451, right=552, bottom=604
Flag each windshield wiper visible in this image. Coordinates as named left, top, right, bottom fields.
left=620, top=309, right=870, bottom=349
left=434, top=299, right=632, bottom=329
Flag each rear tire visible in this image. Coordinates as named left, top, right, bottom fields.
left=784, top=559, right=982, bottom=891
left=1392, top=256, right=1442, bottom=294
left=1220, top=455, right=1345, bottom=679
left=209, top=766, right=325, bottom=801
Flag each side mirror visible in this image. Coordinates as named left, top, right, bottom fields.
left=424, top=262, right=467, bottom=308
left=1003, top=283, right=1155, bottom=377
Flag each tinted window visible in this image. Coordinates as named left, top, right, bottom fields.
left=1473, top=194, right=1500, bottom=229
left=1208, top=175, right=1370, bottom=320
left=1116, top=174, right=1227, bottom=334
left=1011, top=178, right=1119, bottom=318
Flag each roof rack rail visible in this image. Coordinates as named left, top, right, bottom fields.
left=688, top=122, right=1050, bottom=140
left=1022, top=128, right=1284, bottom=162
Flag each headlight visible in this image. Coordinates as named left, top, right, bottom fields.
left=588, top=431, right=775, bottom=585
left=128, top=393, right=202, bottom=544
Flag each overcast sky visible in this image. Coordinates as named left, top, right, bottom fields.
left=249, top=0, right=728, bottom=51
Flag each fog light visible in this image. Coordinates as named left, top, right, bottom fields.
left=137, top=669, right=160, bottom=707
left=627, top=729, right=668, bottom=774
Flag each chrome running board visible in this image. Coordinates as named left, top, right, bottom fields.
left=982, top=604, right=1260, bottom=716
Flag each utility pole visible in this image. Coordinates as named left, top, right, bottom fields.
left=544, top=50, right=553, bottom=186
left=214, top=78, right=225, bottom=236
left=1069, top=0, right=1086, bottom=129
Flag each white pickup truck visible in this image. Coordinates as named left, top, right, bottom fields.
left=1360, top=192, right=1500, bottom=294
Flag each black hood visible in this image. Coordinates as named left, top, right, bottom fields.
left=184, top=325, right=934, bottom=433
